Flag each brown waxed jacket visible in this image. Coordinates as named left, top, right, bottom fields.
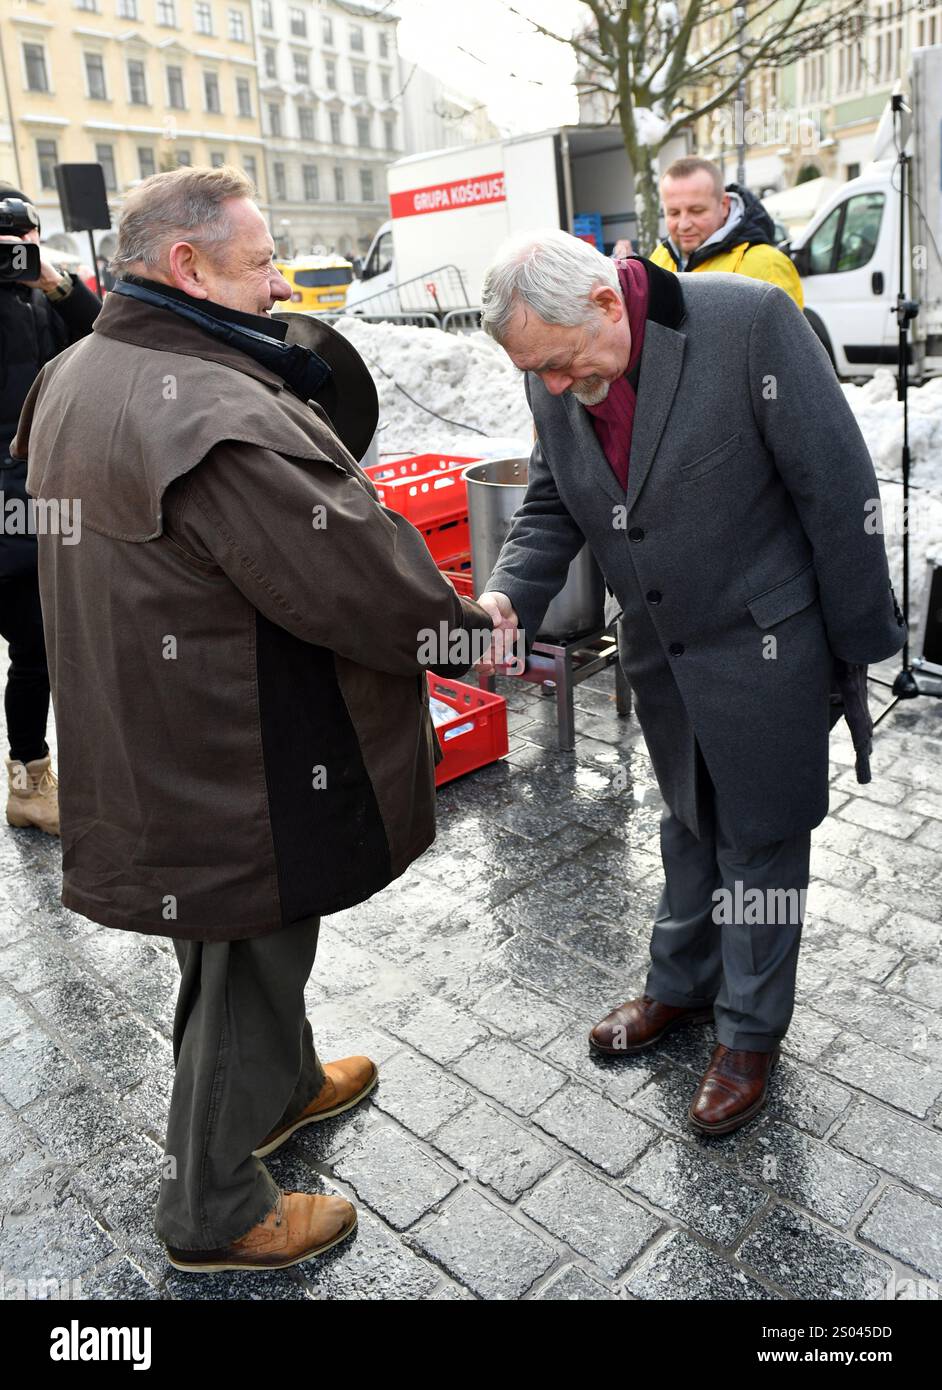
left=12, top=288, right=494, bottom=941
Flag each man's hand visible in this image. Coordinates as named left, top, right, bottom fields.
left=475, top=590, right=524, bottom=675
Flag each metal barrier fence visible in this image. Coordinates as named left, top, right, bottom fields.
left=442, top=308, right=482, bottom=334
left=313, top=310, right=441, bottom=329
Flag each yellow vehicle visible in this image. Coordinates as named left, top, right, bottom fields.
left=274, top=255, right=354, bottom=313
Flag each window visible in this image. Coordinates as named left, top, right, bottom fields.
left=194, top=2, right=212, bottom=35
left=210, top=151, right=225, bottom=167
left=176, top=149, right=192, bottom=167
left=166, top=64, right=185, bottom=107
left=356, top=115, right=371, bottom=147
left=363, top=228, right=392, bottom=279
left=263, top=47, right=277, bottom=80
left=117, top=0, right=138, bottom=17
left=807, top=207, right=840, bottom=275
left=95, top=143, right=117, bottom=192
left=127, top=59, right=147, bottom=104
left=259, top=0, right=273, bottom=28
left=236, top=76, right=252, bottom=117
left=273, top=162, right=286, bottom=199
left=380, top=70, right=391, bottom=100
left=360, top=168, right=374, bottom=202
left=835, top=193, right=885, bottom=272
left=352, top=65, right=367, bottom=96
left=243, top=153, right=257, bottom=186
left=322, top=15, right=333, bottom=45
left=156, top=0, right=177, bottom=26
left=36, top=138, right=58, bottom=190
left=23, top=44, right=49, bottom=93
left=334, top=167, right=345, bottom=201
left=85, top=53, right=107, bottom=100
left=289, top=6, right=306, bottom=37
left=138, top=146, right=156, bottom=179
left=384, top=119, right=395, bottom=152
left=378, top=30, right=389, bottom=58
left=75, top=0, right=99, bottom=10
left=845, top=162, right=860, bottom=181
left=293, top=52, right=310, bottom=85
left=227, top=7, right=245, bottom=42
left=303, top=165, right=319, bottom=200
left=325, top=57, right=336, bottom=90
left=268, top=103, right=282, bottom=136
left=806, top=194, right=885, bottom=275
left=298, top=106, right=315, bottom=140
left=329, top=110, right=342, bottom=143
left=350, top=24, right=364, bottom=52
left=203, top=70, right=221, bottom=113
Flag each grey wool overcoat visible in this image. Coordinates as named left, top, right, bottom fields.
left=484, top=257, right=907, bottom=847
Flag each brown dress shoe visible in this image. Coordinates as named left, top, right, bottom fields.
left=688, top=1042, right=781, bottom=1135
left=164, top=1190, right=357, bottom=1272
left=252, top=1055, right=378, bottom=1158
left=589, top=994, right=714, bottom=1055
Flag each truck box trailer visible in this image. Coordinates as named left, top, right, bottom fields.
left=346, top=125, right=684, bottom=318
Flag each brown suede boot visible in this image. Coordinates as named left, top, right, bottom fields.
left=6, top=754, right=60, bottom=836
left=688, top=1042, right=781, bottom=1135
left=252, top=1056, right=378, bottom=1158
left=589, top=994, right=714, bottom=1054
left=164, top=1189, right=357, bottom=1272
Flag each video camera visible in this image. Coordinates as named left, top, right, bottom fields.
left=0, top=198, right=42, bottom=282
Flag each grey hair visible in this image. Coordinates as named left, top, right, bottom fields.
left=111, top=164, right=256, bottom=273
left=480, top=228, right=621, bottom=343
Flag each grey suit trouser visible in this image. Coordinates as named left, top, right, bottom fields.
left=645, top=744, right=811, bottom=1051
left=154, top=914, right=327, bottom=1251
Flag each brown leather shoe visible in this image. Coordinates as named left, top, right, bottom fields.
left=252, top=1056, right=378, bottom=1158
left=164, top=1189, right=356, bottom=1272
left=589, top=995, right=714, bottom=1055
left=688, top=1043, right=781, bottom=1135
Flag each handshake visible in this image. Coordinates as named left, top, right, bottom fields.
left=473, top=591, right=525, bottom=677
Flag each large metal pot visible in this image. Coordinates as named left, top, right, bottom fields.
left=464, top=456, right=605, bottom=642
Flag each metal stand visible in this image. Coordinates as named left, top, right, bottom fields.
left=477, top=622, right=631, bottom=751
left=869, top=92, right=940, bottom=725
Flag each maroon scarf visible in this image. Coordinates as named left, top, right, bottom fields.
left=583, top=258, right=649, bottom=493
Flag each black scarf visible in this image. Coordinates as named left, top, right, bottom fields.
left=112, top=274, right=332, bottom=402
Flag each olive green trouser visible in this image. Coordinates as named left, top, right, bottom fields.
left=154, top=914, right=327, bottom=1252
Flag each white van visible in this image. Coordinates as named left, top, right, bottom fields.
left=789, top=45, right=941, bottom=379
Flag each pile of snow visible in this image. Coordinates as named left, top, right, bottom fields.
left=333, top=316, right=532, bottom=456
left=845, top=370, right=942, bottom=644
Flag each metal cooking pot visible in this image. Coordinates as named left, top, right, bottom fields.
left=464, top=456, right=605, bottom=642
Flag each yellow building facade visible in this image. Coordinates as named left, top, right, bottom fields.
left=0, top=0, right=266, bottom=252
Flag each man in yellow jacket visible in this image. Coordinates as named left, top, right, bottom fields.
left=645, top=155, right=803, bottom=309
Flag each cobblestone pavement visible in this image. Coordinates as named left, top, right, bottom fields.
left=1, top=654, right=940, bottom=1301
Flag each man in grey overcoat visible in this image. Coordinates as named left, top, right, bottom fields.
left=475, top=230, right=906, bottom=1135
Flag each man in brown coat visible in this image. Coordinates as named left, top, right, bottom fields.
left=12, top=166, right=493, bottom=1272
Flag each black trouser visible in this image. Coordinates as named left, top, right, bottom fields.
left=154, top=914, right=327, bottom=1251
left=0, top=571, right=51, bottom=764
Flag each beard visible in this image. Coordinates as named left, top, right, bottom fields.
left=569, top=375, right=611, bottom=406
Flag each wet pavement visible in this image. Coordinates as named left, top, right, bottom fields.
left=1, top=654, right=940, bottom=1301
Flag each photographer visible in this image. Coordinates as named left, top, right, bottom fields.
left=0, top=183, right=100, bottom=834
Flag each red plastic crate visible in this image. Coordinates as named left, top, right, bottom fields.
left=422, top=515, right=470, bottom=568
left=441, top=566, right=474, bottom=597
left=365, top=454, right=479, bottom=529
left=428, top=674, right=508, bottom=786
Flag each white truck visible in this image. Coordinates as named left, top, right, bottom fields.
left=346, top=125, right=684, bottom=318
left=789, top=45, right=942, bottom=379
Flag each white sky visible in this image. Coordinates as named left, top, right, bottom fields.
left=393, top=0, right=586, bottom=133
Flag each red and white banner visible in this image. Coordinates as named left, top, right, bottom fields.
left=390, top=172, right=506, bottom=219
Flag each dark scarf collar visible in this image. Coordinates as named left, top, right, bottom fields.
left=112, top=273, right=332, bottom=402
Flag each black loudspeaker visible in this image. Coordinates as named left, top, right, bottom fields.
left=53, top=163, right=111, bottom=232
